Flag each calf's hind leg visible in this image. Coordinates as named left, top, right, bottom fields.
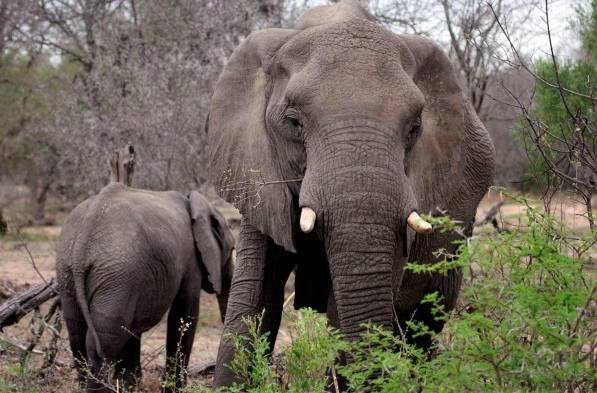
left=115, top=336, right=142, bottom=389
left=85, top=330, right=129, bottom=393
left=60, top=293, right=88, bottom=385
left=163, top=280, right=200, bottom=393
left=84, top=303, right=136, bottom=393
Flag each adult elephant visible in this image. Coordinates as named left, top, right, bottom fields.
left=207, top=0, right=494, bottom=386
left=56, top=186, right=235, bottom=393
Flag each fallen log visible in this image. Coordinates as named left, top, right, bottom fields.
left=0, top=277, right=58, bottom=331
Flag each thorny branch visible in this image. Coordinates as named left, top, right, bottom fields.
left=13, top=231, right=54, bottom=289
left=488, top=1, right=596, bottom=230
left=488, top=1, right=597, bottom=102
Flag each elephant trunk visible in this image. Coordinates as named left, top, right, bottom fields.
left=326, top=213, right=397, bottom=338
left=300, top=120, right=418, bottom=340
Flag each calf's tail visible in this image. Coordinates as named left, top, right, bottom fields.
left=73, top=270, right=104, bottom=359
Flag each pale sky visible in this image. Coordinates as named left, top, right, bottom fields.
left=531, top=0, right=581, bottom=60
left=300, top=0, right=585, bottom=61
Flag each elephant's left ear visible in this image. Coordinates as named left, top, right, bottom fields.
left=188, top=191, right=233, bottom=295
left=400, top=35, right=495, bottom=225
left=207, top=29, right=299, bottom=253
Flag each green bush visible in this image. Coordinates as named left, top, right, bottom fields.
left=417, top=195, right=595, bottom=392
left=226, top=314, right=279, bottom=393
left=195, top=195, right=595, bottom=393
left=283, top=309, right=344, bottom=393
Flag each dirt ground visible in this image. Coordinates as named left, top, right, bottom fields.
left=0, top=190, right=594, bottom=392
left=478, top=188, right=595, bottom=231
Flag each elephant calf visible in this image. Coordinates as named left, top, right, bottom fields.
left=56, top=184, right=234, bottom=392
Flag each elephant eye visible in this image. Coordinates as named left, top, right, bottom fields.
left=406, top=113, right=422, bottom=149
left=282, top=107, right=303, bottom=136
left=284, top=116, right=302, bottom=129
left=411, top=114, right=422, bottom=134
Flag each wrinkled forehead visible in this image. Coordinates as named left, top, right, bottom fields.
left=272, top=19, right=424, bottom=114
left=276, top=19, right=417, bottom=79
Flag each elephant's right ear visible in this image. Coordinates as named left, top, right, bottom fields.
left=207, top=29, right=298, bottom=252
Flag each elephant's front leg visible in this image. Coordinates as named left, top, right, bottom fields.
left=213, top=219, right=294, bottom=387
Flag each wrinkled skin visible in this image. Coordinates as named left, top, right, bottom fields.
left=207, top=0, right=495, bottom=387
left=56, top=185, right=234, bottom=393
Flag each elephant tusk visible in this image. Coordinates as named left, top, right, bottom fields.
left=300, top=207, right=316, bottom=233
left=407, top=211, right=433, bottom=234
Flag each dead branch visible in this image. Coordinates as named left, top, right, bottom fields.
left=42, top=300, right=63, bottom=370
left=14, top=231, right=52, bottom=286
left=109, top=144, right=135, bottom=186
left=0, top=278, right=58, bottom=331
left=220, top=169, right=301, bottom=208
left=0, top=335, right=45, bottom=355
left=488, top=2, right=597, bottom=102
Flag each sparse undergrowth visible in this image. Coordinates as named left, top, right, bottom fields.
left=195, top=194, right=595, bottom=393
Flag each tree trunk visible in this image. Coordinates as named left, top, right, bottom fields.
left=109, top=144, right=136, bottom=186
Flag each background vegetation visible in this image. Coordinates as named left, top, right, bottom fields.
left=2, top=0, right=591, bottom=224
left=0, top=0, right=594, bottom=392
left=514, top=0, right=596, bottom=227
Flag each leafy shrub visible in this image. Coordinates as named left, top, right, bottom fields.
left=191, top=309, right=344, bottom=393
left=226, top=314, right=278, bottom=393
left=416, top=195, right=595, bottom=392
left=282, top=309, right=344, bottom=393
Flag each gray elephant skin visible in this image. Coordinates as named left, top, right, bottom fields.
left=56, top=184, right=234, bottom=392
left=207, top=0, right=495, bottom=387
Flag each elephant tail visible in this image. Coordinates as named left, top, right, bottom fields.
left=73, top=270, right=105, bottom=359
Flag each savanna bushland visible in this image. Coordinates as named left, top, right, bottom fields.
left=0, top=1, right=595, bottom=392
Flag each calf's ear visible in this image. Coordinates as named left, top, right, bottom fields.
left=189, top=191, right=231, bottom=294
